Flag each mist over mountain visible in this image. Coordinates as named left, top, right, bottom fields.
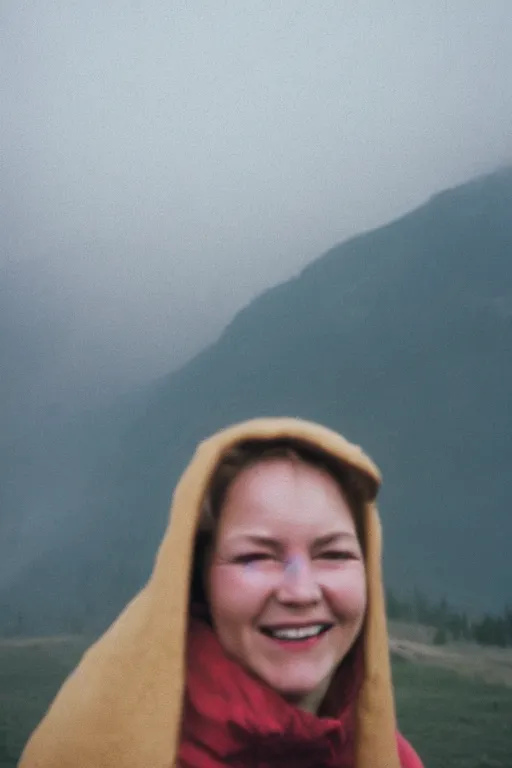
left=1, top=168, right=511, bottom=634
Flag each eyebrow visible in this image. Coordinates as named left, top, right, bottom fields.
left=232, top=531, right=358, bottom=548
left=313, top=532, right=359, bottom=547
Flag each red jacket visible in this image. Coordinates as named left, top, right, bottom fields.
left=179, top=619, right=423, bottom=767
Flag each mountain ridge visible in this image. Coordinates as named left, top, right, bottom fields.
left=1, top=168, right=511, bottom=633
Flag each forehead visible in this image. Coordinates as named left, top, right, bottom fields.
left=216, top=458, right=356, bottom=537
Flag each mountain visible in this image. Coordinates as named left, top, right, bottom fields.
left=2, top=168, right=511, bottom=634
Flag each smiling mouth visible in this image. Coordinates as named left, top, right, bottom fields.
left=259, top=623, right=333, bottom=641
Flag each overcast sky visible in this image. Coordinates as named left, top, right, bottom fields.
left=2, top=1, right=511, bottom=396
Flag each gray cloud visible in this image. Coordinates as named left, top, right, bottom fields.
left=2, top=1, right=511, bottom=394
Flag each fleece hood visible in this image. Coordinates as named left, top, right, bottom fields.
left=19, top=417, right=400, bottom=768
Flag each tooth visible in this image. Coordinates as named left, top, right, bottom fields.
left=271, top=624, right=323, bottom=639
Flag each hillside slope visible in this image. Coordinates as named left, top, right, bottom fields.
left=2, top=169, right=511, bottom=632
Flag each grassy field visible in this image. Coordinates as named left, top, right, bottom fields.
left=1, top=636, right=512, bottom=767
left=0, top=637, right=90, bottom=767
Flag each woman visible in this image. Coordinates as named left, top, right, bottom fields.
left=19, top=417, right=423, bottom=767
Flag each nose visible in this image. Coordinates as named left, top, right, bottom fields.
left=275, top=555, right=322, bottom=606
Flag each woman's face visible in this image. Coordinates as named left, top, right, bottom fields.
left=207, top=458, right=366, bottom=710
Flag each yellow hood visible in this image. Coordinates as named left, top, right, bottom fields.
left=19, top=417, right=400, bottom=768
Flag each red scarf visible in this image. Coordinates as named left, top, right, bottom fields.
left=178, top=618, right=363, bottom=768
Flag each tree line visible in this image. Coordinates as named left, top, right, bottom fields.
left=2, top=586, right=512, bottom=648
left=386, top=587, right=512, bottom=648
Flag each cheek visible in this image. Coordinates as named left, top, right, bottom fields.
left=322, top=565, right=367, bottom=620
left=208, top=566, right=274, bottom=626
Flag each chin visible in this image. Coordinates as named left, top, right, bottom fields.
left=262, top=670, right=325, bottom=700
left=280, top=683, right=318, bottom=701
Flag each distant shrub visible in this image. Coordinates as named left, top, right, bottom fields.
left=386, top=587, right=512, bottom=648
left=433, top=627, right=448, bottom=645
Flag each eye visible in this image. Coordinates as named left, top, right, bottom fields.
left=233, top=553, right=273, bottom=565
left=318, top=550, right=357, bottom=561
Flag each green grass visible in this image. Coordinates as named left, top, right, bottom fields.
left=393, top=655, right=512, bottom=767
left=1, top=641, right=512, bottom=767
left=0, top=639, right=89, bottom=767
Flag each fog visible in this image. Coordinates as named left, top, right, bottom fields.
left=2, top=1, right=512, bottom=397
